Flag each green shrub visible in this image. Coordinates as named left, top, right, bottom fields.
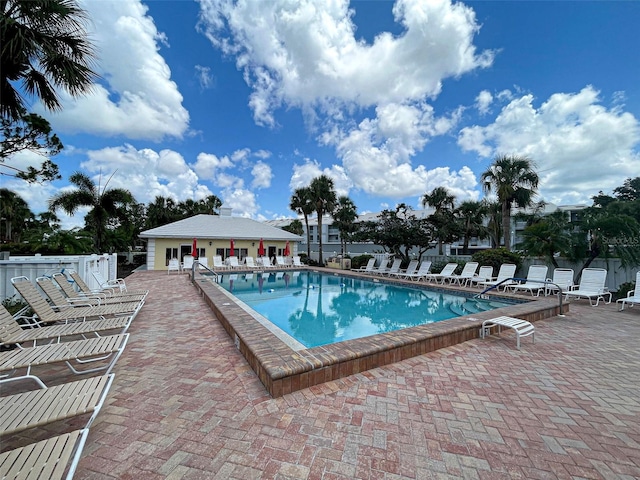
left=471, top=248, right=523, bottom=274
left=430, top=258, right=466, bottom=274
left=2, top=296, right=30, bottom=316
left=351, top=254, right=374, bottom=270
left=614, top=281, right=636, bottom=301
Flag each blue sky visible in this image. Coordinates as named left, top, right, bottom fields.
left=3, top=0, right=640, bottom=229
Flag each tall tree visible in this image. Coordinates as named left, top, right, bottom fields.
left=332, top=196, right=358, bottom=258
left=517, top=210, right=571, bottom=268
left=0, top=187, right=32, bottom=242
left=49, top=171, right=135, bottom=252
left=481, top=155, right=539, bottom=250
left=422, top=186, right=457, bottom=255
left=145, top=196, right=179, bottom=230
left=308, top=175, right=338, bottom=265
left=289, top=187, right=314, bottom=258
left=1, top=0, right=98, bottom=121
left=455, top=200, right=488, bottom=255
left=1, top=108, right=62, bottom=182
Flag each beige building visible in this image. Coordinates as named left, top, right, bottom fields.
left=139, top=210, right=302, bottom=271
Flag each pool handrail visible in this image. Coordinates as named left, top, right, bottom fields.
left=190, top=260, right=219, bottom=283
left=475, top=277, right=565, bottom=316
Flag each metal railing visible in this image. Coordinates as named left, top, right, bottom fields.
left=474, top=277, right=566, bottom=316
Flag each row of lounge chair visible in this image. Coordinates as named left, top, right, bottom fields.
left=1, top=270, right=142, bottom=479
left=170, top=255, right=307, bottom=273
left=351, top=259, right=637, bottom=308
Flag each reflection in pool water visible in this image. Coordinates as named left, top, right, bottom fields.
left=217, top=271, right=515, bottom=348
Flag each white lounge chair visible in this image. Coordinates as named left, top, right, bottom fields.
left=380, top=258, right=402, bottom=276
left=470, top=266, right=494, bottom=288
left=388, top=259, right=419, bottom=279
left=226, top=256, right=240, bottom=269
left=480, top=316, right=535, bottom=350
left=423, top=263, right=458, bottom=284
left=244, top=257, right=257, bottom=269
left=213, top=255, right=228, bottom=270
left=509, top=265, right=549, bottom=296
left=369, top=259, right=391, bottom=275
left=617, top=271, right=640, bottom=311
left=167, top=258, right=181, bottom=274
left=275, top=256, right=290, bottom=268
left=476, top=264, right=517, bottom=291
left=443, top=262, right=479, bottom=286
left=563, top=268, right=611, bottom=306
left=544, top=268, right=575, bottom=296
left=198, top=257, right=209, bottom=270
left=181, top=255, right=194, bottom=271
left=292, top=256, right=305, bottom=267
left=352, top=258, right=375, bottom=273
left=404, top=261, right=432, bottom=281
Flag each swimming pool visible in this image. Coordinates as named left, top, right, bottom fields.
left=217, top=271, right=515, bottom=348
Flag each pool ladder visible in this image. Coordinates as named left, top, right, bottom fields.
left=474, top=278, right=566, bottom=316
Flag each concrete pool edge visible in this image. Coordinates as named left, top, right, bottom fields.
left=193, top=269, right=568, bottom=397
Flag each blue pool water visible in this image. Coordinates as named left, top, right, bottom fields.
left=216, top=271, right=516, bottom=348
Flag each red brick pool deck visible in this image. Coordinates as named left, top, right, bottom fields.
left=3, top=270, right=640, bottom=479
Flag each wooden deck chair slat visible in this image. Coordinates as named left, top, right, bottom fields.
left=0, top=429, right=88, bottom=480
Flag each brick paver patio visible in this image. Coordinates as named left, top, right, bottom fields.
left=2, top=271, right=639, bottom=479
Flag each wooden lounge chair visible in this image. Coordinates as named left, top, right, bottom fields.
left=52, top=273, right=147, bottom=304
left=480, top=316, right=535, bottom=350
left=37, top=276, right=143, bottom=310
left=0, top=333, right=129, bottom=387
left=67, top=270, right=148, bottom=299
left=563, top=268, right=611, bottom=306
left=0, top=374, right=114, bottom=435
left=617, top=271, right=640, bottom=311
left=1, top=305, right=132, bottom=348
left=508, top=265, right=549, bottom=296
left=0, top=428, right=89, bottom=480
left=12, top=277, right=143, bottom=324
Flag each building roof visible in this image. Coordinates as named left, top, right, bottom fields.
left=140, top=214, right=303, bottom=241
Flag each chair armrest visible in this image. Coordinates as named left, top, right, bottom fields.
left=628, top=289, right=637, bottom=298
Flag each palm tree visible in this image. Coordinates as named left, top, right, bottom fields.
left=49, top=171, right=135, bottom=252
left=0, top=187, right=32, bottom=242
left=456, top=200, right=488, bottom=255
left=289, top=187, right=314, bottom=259
left=145, top=196, right=179, bottom=229
left=1, top=0, right=98, bottom=121
left=308, top=175, right=338, bottom=265
left=332, top=196, right=358, bottom=259
left=422, top=186, right=457, bottom=255
left=481, top=155, right=539, bottom=250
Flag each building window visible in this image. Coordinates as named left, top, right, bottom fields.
left=165, top=248, right=178, bottom=266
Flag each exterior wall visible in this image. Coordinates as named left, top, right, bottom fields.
left=149, top=237, right=296, bottom=270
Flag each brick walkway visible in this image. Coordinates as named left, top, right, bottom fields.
left=4, top=271, right=640, bottom=479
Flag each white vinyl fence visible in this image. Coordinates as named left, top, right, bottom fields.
left=0, top=253, right=118, bottom=301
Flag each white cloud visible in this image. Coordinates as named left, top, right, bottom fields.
left=458, top=86, right=640, bottom=204
left=289, top=159, right=353, bottom=197
left=197, top=0, right=493, bottom=126
left=195, top=65, right=215, bottom=90
left=42, top=0, right=189, bottom=141
left=251, top=162, right=273, bottom=189
left=475, top=90, right=493, bottom=115
left=80, top=145, right=208, bottom=205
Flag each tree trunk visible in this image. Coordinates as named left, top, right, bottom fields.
left=304, top=214, right=311, bottom=259
left=502, top=201, right=511, bottom=250
left=317, top=214, right=324, bottom=265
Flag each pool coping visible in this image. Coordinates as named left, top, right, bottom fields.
left=193, top=267, right=567, bottom=397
